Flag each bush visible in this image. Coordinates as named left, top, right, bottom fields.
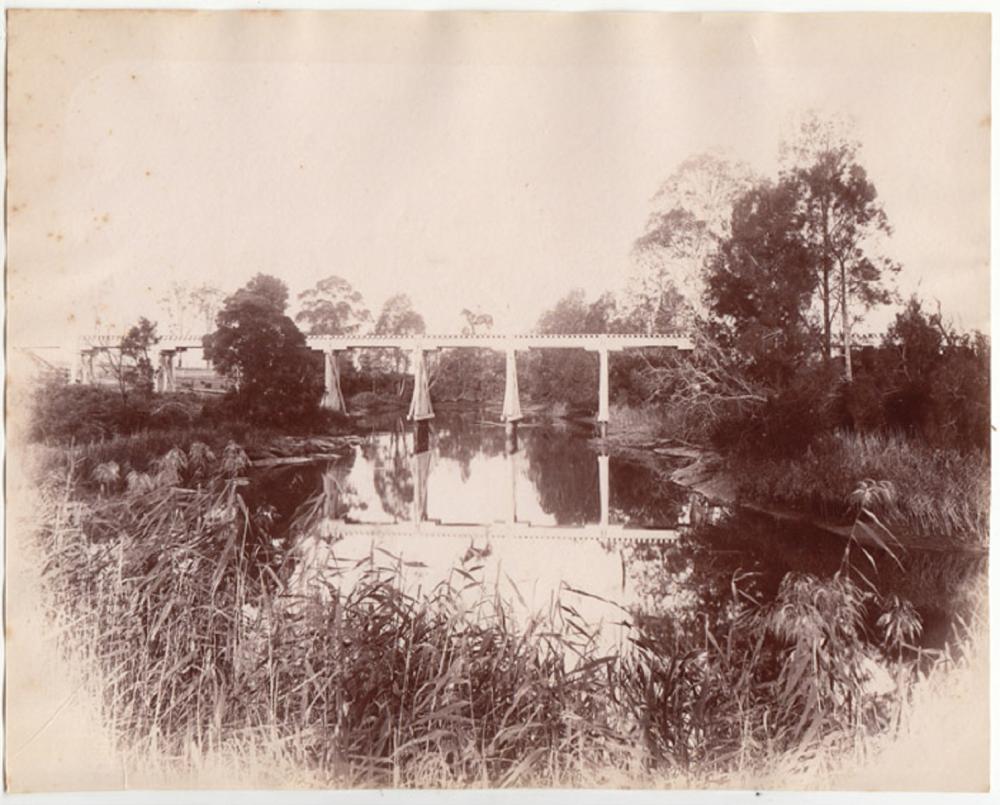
left=29, top=381, right=204, bottom=444
left=712, top=362, right=839, bottom=458
left=203, top=274, right=325, bottom=427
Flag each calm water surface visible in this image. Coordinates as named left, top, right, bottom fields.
left=248, top=414, right=983, bottom=651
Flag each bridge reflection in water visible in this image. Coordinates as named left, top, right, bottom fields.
left=285, top=425, right=707, bottom=649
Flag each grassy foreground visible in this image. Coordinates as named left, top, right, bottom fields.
left=13, top=438, right=987, bottom=790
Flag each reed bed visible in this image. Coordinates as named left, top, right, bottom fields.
left=726, top=430, right=989, bottom=547
left=29, top=442, right=987, bottom=788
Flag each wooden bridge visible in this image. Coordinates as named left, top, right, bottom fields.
left=75, top=331, right=694, bottom=433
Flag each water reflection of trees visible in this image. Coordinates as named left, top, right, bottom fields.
left=609, top=458, right=687, bottom=526
left=361, top=416, right=510, bottom=521
left=622, top=511, right=980, bottom=653
left=521, top=428, right=600, bottom=525
left=366, top=421, right=414, bottom=520
left=245, top=450, right=358, bottom=539
left=521, top=432, right=689, bottom=528
left=435, top=417, right=506, bottom=482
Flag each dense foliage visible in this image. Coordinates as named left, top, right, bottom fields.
left=203, top=274, right=324, bottom=426
left=28, top=382, right=201, bottom=444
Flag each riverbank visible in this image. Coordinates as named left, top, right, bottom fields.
left=597, top=411, right=989, bottom=552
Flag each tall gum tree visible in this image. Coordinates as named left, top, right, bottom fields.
left=706, top=179, right=818, bottom=386
left=376, top=293, right=426, bottom=395
left=296, top=275, right=372, bottom=336
left=630, top=151, right=757, bottom=330
left=780, top=112, right=899, bottom=381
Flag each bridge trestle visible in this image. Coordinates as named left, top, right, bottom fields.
left=407, top=346, right=435, bottom=422
left=321, top=350, right=347, bottom=413
left=156, top=351, right=177, bottom=393
left=501, top=345, right=523, bottom=425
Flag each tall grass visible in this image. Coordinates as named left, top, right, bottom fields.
left=29, top=442, right=987, bottom=788
left=726, top=430, right=989, bottom=547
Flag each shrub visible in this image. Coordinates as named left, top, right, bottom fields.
left=29, top=381, right=208, bottom=446
left=712, top=362, right=839, bottom=458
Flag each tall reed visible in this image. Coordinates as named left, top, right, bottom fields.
left=32, top=442, right=985, bottom=788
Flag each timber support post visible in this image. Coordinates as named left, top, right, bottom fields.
left=501, top=343, right=523, bottom=431
left=595, top=339, right=611, bottom=438
left=504, top=423, right=519, bottom=455
left=80, top=350, right=95, bottom=384
left=157, top=351, right=176, bottom=393
left=407, top=344, right=435, bottom=423
left=507, top=445, right=518, bottom=524
left=321, top=349, right=347, bottom=413
left=414, top=420, right=431, bottom=454
left=411, top=448, right=431, bottom=526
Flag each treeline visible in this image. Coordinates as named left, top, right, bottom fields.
left=631, top=114, right=990, bottom=457
left=47, top=111, right=987, bottom=452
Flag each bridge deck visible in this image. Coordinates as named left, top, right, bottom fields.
left=80, top=332, right=694, bottom=352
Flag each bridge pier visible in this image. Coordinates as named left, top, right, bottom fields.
left=501, top=346, right=523, bottom=426
left=504, top=421, right=519, bottom=454
left=411, top=448, right=431, bottom=526
left=598, top=347, right=610, bottom=438
left=407, top=346, right=435, bottom=423
left=507, top=445, right=518, bottom=524
left=79, top=350, right=95, bottom=384
left=321, top=349, right=347, bottom=413
left=157, top=351, right=176, bottom=393
left=414, top=419, right=431, bottom=453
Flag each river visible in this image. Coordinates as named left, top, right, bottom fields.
left=246, top=413, right=984, bottom=655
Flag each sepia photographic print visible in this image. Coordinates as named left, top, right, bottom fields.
left=4, top=8, right=991, bottom=797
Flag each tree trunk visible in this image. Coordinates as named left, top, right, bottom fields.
left=822, top=267, right=831, bottom=361
left=821, top=202, right=832, bottom=362
left=839, top=256, right=853, bottom=382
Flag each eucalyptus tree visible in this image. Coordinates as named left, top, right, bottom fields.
left=103, top=316, right=160, bottom=408
left=296, top=275, right=372, bottom=336
left=376, top=294, right=426, bottom=394
left=780, top=112, right=898, bottom=380
left=630, top=151, right=757, bottom=329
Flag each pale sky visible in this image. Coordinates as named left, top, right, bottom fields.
left=7, top=11, right=990, bottom=350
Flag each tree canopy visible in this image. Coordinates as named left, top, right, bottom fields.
left=103, top=316, right=160, bottom=407
left=629, top=151, right=757, bottom=327
left=780, top=113, right=898, bottom=378
left=705, top=179, right=818, bottom=384
left=376, top=294, right=426, bottom=336
left=296, top=275, right=372, bottom=336
left=204, top=274, right=323, bottom=424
